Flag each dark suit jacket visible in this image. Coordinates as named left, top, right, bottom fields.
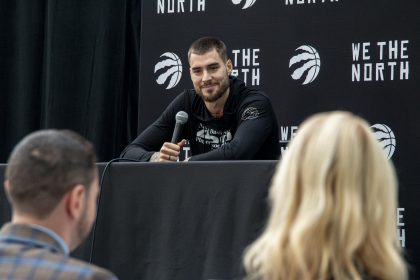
left=0, top=223, right=117, bottom=280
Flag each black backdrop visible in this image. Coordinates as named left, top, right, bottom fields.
left=138, top=0, right=420, bottom=184
left=137, top=0, right=420, bottom=273
left=0, top=0, right=141, bottom=162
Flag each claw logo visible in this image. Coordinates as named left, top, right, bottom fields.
left=154, top=52, right=183, bottom=89
left=232, top=0, right=257, bottom=9
left=289, top=45, right=321, bottom=85
left=241, top=107, right=259, bottom=120
left=371, top=124, right=396, bottom=159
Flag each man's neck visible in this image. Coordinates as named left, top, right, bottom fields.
left=205, top=89, right=230, bottom=118
left=12, top=213, right=72, bottom=251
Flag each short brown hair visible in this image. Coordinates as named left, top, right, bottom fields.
left=188, top=36, right=228, bottom=63
left=5, top=130, right=97, bottom=218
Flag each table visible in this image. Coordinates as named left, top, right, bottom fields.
left=1, top=162, right=419, bottom=279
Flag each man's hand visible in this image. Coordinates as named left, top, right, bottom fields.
left=150, top=140, right=186, bottom=162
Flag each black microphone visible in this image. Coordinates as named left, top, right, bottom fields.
left=171, top=111, right=188, bottom=143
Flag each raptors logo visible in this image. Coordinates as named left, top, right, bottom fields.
left=241, top=107, right=259, bottom=120
left=154, top=52, right=183, bottom=89
left=289, top=45, right=321, bottom=85
left=232, top=0, right=257, bottom=9
left=371, top=124, right=396, bottom=159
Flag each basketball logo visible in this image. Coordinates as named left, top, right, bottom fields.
left=289, top=45, right=321, bottom=85
left=232, top=0, right=257, bottom=9
left=154, top=52, right=183, bottom=89
left=371, top=124, right=396, bottom=159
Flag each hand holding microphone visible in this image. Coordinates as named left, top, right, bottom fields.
left=150, top=111, right=188, bottom=162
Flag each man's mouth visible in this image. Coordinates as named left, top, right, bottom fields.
left=202, top=84, right=216, bottom=89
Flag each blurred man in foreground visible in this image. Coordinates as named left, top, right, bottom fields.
left=0, top=130, right=117, bottom=279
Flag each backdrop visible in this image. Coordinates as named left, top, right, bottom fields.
left=138, top=0, right=420, bottom=271
left=139, top=0, right=420, bottom=182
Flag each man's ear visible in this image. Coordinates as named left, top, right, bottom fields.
left=4, top=180, right=10, bottom=192
left=4, top=180, right=12, bottom=201
left=226, top=59, right=233, bottom=74
left=65, top=185, right=86, bottom=220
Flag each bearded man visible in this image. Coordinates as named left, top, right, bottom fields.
left=121, top=36, right=280, bottom=162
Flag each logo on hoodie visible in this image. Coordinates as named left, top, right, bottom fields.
left=241, top=107, right=259, bottom=120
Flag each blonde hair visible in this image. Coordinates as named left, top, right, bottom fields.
left=244, top=111, right=407, bottom=280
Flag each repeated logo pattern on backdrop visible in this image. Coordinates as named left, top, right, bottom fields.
left=154, top=52, right=183, bottom=89
left=156, top=0, right=205, bottom=14
left=232, top=0, right=257, bottom=9
left=141, top=0, right=420, bottom=274
left=279, top=124, right=397, bottom=159
left=371, top=124, right=396, bottom=159
left=289, top=45, right=321, bottom=85
left=285, top=0, right=339, bottom=5
left=231, top=48, right=261, bottom=86
left=351, top=40, right=410, bottom=82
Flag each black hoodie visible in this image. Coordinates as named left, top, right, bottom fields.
left=121, top=76, right=280, bottom=161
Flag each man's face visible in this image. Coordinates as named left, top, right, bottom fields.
left=74, top=173, right=99, bottom=248
left=189, top=49, right=233, bottom=103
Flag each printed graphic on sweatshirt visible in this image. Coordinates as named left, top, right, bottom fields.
left=196, top=123, right=232, bottom=148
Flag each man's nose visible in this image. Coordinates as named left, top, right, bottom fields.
left=202, top=70, right=211, bottom=82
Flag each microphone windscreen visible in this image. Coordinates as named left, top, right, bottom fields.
left=175, top=111, right=188, bottom=124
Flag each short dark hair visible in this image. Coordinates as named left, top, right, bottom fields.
left=188, top=36, right=228, bottom=63
left=5, top=129, right=97, bottom=218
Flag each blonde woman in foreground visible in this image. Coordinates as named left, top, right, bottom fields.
left=243, top=111, right=407, bottom=280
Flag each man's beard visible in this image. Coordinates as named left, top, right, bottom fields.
left=197, top=76, right=230, bottom=103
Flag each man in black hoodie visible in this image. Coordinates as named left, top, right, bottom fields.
left=121, top=36, right=280, bottom=162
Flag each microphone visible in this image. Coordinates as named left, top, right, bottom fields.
left=171, top=111, right=188, bottom=143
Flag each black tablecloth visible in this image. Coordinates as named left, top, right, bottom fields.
left=91, top=161, right=275, bottom=280
left=1, top=162, right=419, bottom=279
